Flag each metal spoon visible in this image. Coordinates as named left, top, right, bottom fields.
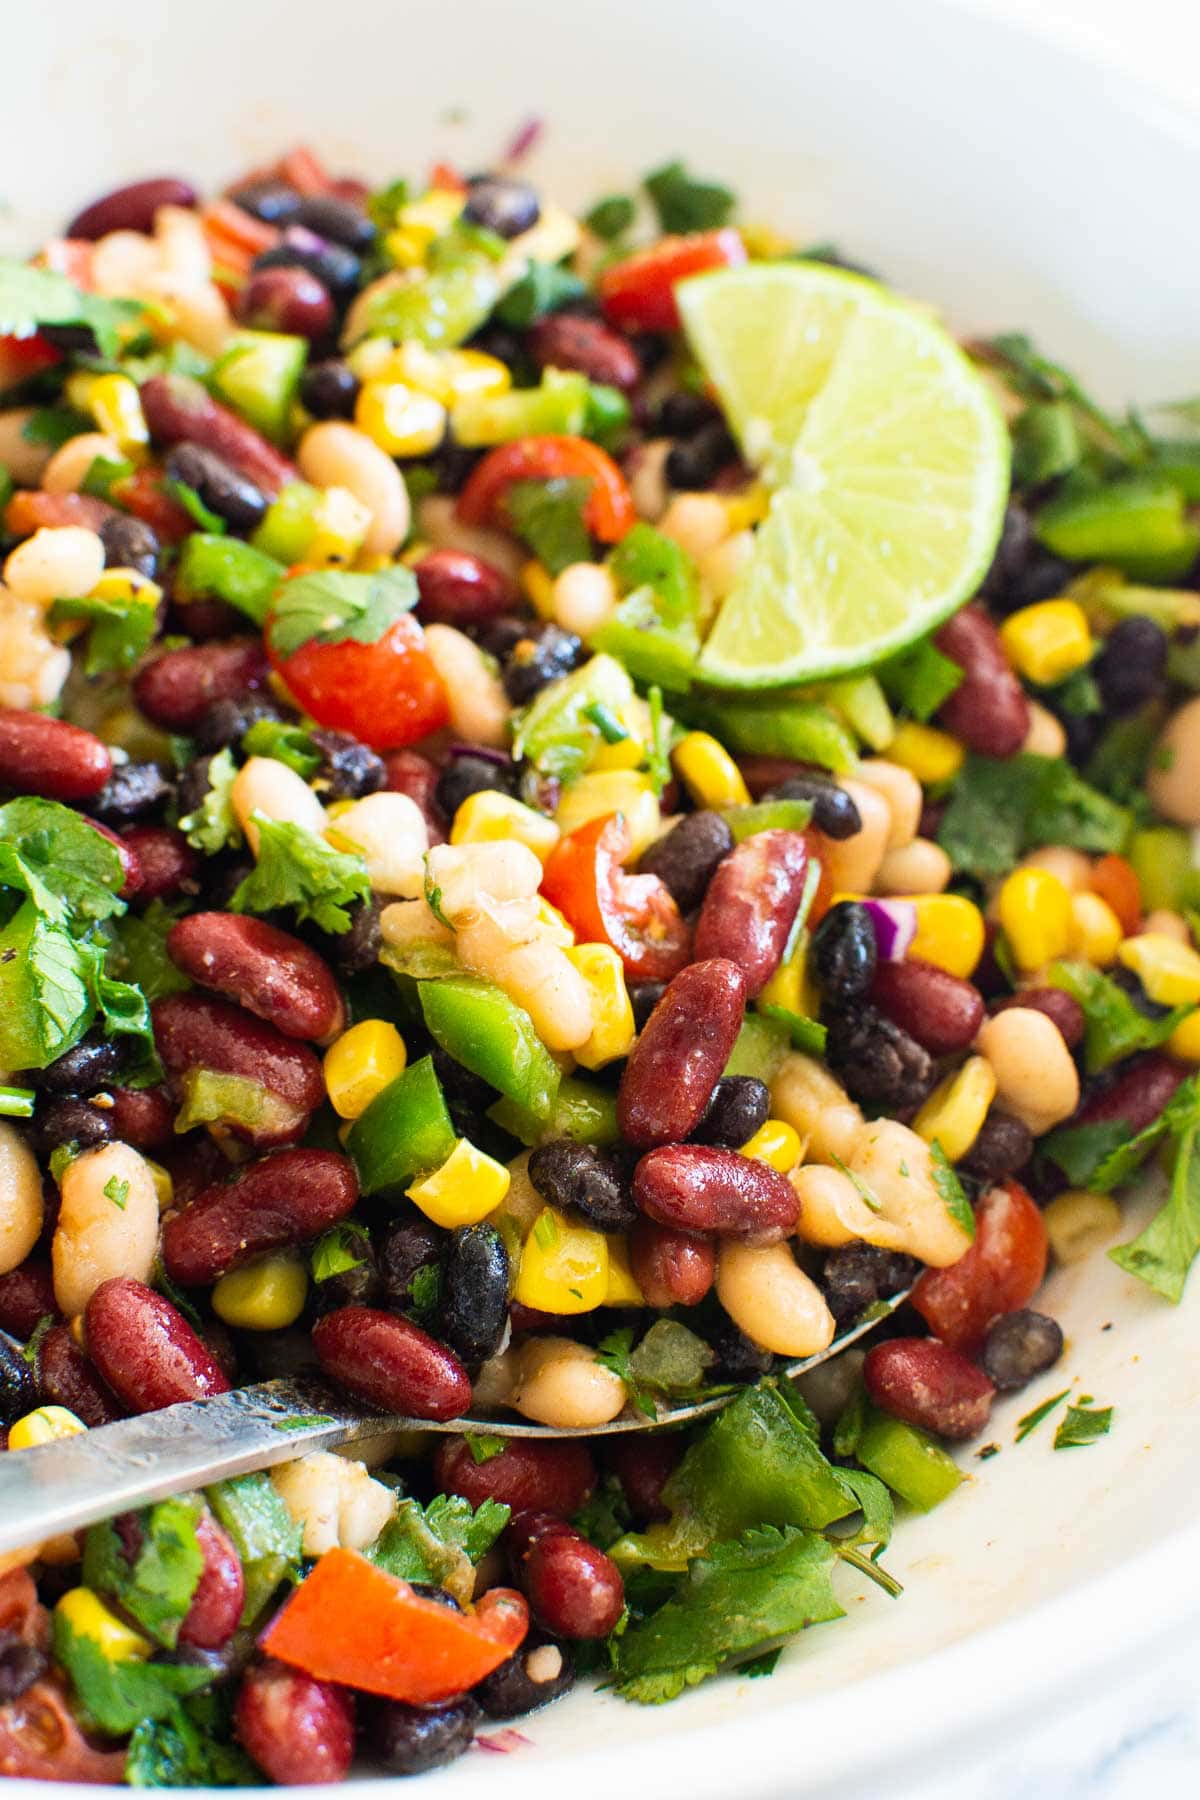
left=0, top=1295, right=905, bottom=1557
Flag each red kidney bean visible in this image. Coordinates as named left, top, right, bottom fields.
left=37, top=1324, right=125, bottom=1427
left=4, top=490, right=117, bottom=537
left=140, top=374, right=298, bottom=497
left=0, top=1263, right=57, bottom=1341
left=133, top=639, right=268, bottom=731
left=871, top=959, right=985, bottom=1056
left=528, top=314, right=641, bottom=392
left=0, top=711, right=111, bottom=802
left=618, top=958, right=747, bottom=1148
left=912, top=1179, right=1047, bottom=1352
left=634, top=1145, right=799, bottom=1241
left=520, top=1532, right=625, bottom=1640
left=863, top=1337, right=995, bottom=1440
left=1075, top=1053, right=1187, bottom=1132
left=382, top=747, right=445, bottom=842
left=235, top=266, right=334, bottom=340
left=935, top=603, right=1030, bottom=758
left=67, top=178, right=198, bottom=239
left=312, top=1306, right=471, bottom=1422
left=434, top=1436, right=595, bottom=1518
left=85, top=818, right=141, bottom=897
left=152, top=992, right=325, bottom=1143
left=162, top=1148, right=358, bottom=1285
left=178, top=1513, right=245, bottom=1649
left=508, top=1301, right=560, bottom=1334
left=235, top=1659, right=356, bottom=1786
left=992, top=986, right=1085, bottom=1051
left=108, top=1084, right=176, bottom=1150
left=414, top=549, right=514, bottom=628
left=628, top=1218, right=715, bottom=1307
left=171, top=597, right=245, bottom=640
left=692, top=829, right=810, bottom=997
left=504, top=1509, right=576, bottom=1561
left=120, top=825, right=199, bottom=904
left=167, top=914, right=345, bottom=1043
left=735, top=756, right=815, bottom=799
left=605, top=1434, right=682, bottom=1525
left=85, top=1278, right=232, bottom=1412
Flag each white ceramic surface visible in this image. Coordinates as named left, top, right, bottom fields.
left=5, top=1, right=1200, bottom=1792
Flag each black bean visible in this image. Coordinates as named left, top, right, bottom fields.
left=0, top=1638, right=48, bottom=1705
left=293, top=195, right=376, bottom=251
left=810, top=901, right=877, bottom=1005
left=174, top=754, right=215, bottom=819
left=638, top=811, right=733, bottom=913
left=802, top=244, right=879, bottom=279
left=36, top=1030, right=128, bottom=1096
left=463, top=177, right=540, bottom=240
left=478, top=615, right=532, bottom=661
left=90, top=760, right=173, bottom=824
left=435, top=752, right=519, bottom=821
left=824, top=1005, right=935, bottom=1111
left=193, top=692, right=285, bottom=754
left=705, top=1311, right=774, bottom=1381
left=427, top=436, right=485, bottom=496
left=527, top=1142, right=638, bottom=1233
left=501, top=626, right=585, bottom=705
left=377, top=1212, right=442, bottom=1311
left=310, top=729, right=385, bottom=801
left=628, top=981, right=666, bottom=1033
left=959, top=1111, right=1034, bottom=1185
left=821, top=1243, right=919, bottom=1328
left=98, top=513, right=160, bottom=579
left=407, top=1582, right=463, bottom=1611
left=1007, top=549, right=1076, bottom=613
left=981, top=1309, right=1064, bottom=1392
left=31, top=1096, right=114, bottom=1156
left=978, top=499, right=1036, bottom=599
left=691, top=1076, right=770, bottom=1149
left=767, top=774, right=862, bottom=841
left=164, top=444, right=267, bottom=533
left=253, top=230, right=361, bottom=299
left=228, top=179, right=302, bottom=225
left=440, top=1224, right=509, bottom=1365
left=0, top=1332, right=37, bottom=1426
left=368, top=1696, right=480, bottom=1776
left=475, top=1632, right=575, bottom=1719
left=1063, top=710, right=1104, bottom=769
left=1094, top=616, right=1168, bottom=716
left=326, top=897, right=382, bottom=978
left=1109, top=965, right=1172, bottom=1019
left=665, top=421, right=739, bottom=490
left=656, top=392, right=721, bottom=437
left=466, top=324, right=533, bottom=383
left=312, top=1243, right=382, bottom=1314
left=299, top=359, right=360, bottom=421
left=430, top=1045, right=500, bottom=1113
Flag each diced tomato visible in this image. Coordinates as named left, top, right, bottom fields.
left=267, top=611, right=449, bottom=751
left=200, top=200, right=280, bottom=278
left=541, top=812, right=691, bottom=982
left=429, top=161, right=467, bottom=195
left=0, top=333, right=63, bottom=395
left=911, top=1179, right=1048, bottom=1353
left=457, top=436, right=636, bottom=543
left=1090, top=852, right=1142, bottom=936
left=112, top=467, right=195, bottom=544
left=5, top=491, right=115, bottom=538
left=598, top=229, right=748, bottom=333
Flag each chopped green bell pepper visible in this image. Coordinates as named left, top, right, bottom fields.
left=251, top=482, right=323, bottom=564
left=346, top=1055, right=457, bottom=1195
left=720, top=798, right=813, bottom=841
left=722, top=1014, right=791, bottom=1082
left=513, top=652, right=637, bottom=782
left=593, top=523, right=702, bottom=692
left=821, top=674, right=894, bottom=751
left=583, top=382, right=631, bottom=450
left=175, top=534, right=285, bottom=626
left=1036, top=476, right=1193, bottom=575
left=349, top=257, right=504, bottom=349
left=688, top=697, right=859, bottom=774
left=489, top=1074, right=619, bottom=1147
left=451, top=368, right=590, bottom=447
left=420, top=976, right=560, bottom=1120
left=210, top=329, right=307, bottom=443
left=853, top=1404, right=963, bottom=1512
left=1127, top=827, right=1200, bottom=913
left=205, top=1473, right=302, bottom=1627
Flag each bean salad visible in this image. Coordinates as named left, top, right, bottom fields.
left=0, top=137, right=1197, bottom=1783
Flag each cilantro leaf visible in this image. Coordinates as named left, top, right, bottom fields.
left=930, top=1141, right=975, bottom=1239
left=1043, top=1078, right=1200, bottom=1191
left=241, top=718, right=320, bottom=779
left=494, top=262, right=587, bottom=328
left=0, top=258, right=146, bottom=360
left=164, top=476, right=227, bottom=535
left=230, top=815, right=369, bottom=934
left=82, top=1496, right=204, bottom=1648
left=127, top=1693, right=260, bottom=1788
left=364, top=1494, right=510, bottom=1602
left=643, top=161, right=736, bottom=235
left=506, top=477, right=594, bottom=576
left=0, top=796, right=127, bottom=929
left=1110, top=1101, right=1200, bottom=1302
left=976, top=332, right=1149, bottom=468
left=103, top=1174, right=130, bottom=1209
left=1015, top=1388, right=1071, bottom=1442
left=0, top=904, right=92, bottom=1069
left=178, top=746, right=242, bottom=855
left=407, top=1261, right=442, bottom=1325
left=937, top=754, right=1130, bottom=879
left=584, top=194, right=636, bottom=240
left=108, top=899, right=192, bottom=1003
left=266, top=565, right=417, bottom=662
left=21, top=405, right=93, bottom=448
left=51, top=587, right=160, bottom=675
left=310, top=1222, right=369, bottom=1283
left=1046, top=961, right=1190, bottom=1073
left=1053, top=1402, right=1113, bottom=1449
left=53, top=1615, right=210, bottom=1736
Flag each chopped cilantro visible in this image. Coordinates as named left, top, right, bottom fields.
left=643, top=684, right=672, bottom=798
left=178, top=746, right=242, bottom=855
left=82, top=1496, right=204, bottom=1649
left=830, top=1154, right=883, bottom=1214
left=0, top=1084, right=35, bottom=1118
left=584, top=194, right=637, bottom=240
left=164, top=476, right=227, bottom=535
left=583, top=700, right=629, bottom=744
left=1110, top=1079, right=1200, bottom=1301
left=365, top=1494, right=510, bottom=1597
left=81, top=451, right=134, bottom=500
left=366, top=176, right=410, bottom=232
left=1053, top=1403, right=1113, bottom=1449
left=0, top=258, right=146, bottom=358
left=506, top=477, right=594, bottom=575
left=1015, top=1388, right=1071, bottom=1442
left=50, top=586, right=160, bottom=676
left=494, top=262, right=587, bottom=328
left=310, top=1222, right=369, bottom=1284
left=739, top=1647, right=783, bottom=1679
left=407, top=1261, right=442, bottom=1325
left=271, top=1414, right=334, bottom=1432
left=127, top=1693, right=259, bottom=1788
left=266, top=564, right=418, bottom=662
left=103, top=1175, right=130, bottom=1210
left=230, top=815, right=370, bottom=934
left=929, top=1141, right=975, bottom=1239
left=937, top=754, right=1130, bottom=879
left=643, top=160, right=736, bottom=234
left=109, top=899, right=191, bottom=1003
left=241, top=718, right=320, bottom=779
left=54, top=1615, right=210, bottom=1736
left=1046, top=961, right=1190, bottom=1073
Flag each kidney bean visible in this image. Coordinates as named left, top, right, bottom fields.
left=67, top=177, right=197, bottom=239
left=134, top=638, right=268, bottom=732
left=99, top=513, right=160, bottom=580
left=618, top=959, right=747, bottom=1148
left=993, top=986, right=1085, bottom=1052
left=152, top=992, right=325, bottom=1139
left=606, top=1435, right=682, bottom=1525
left=235, top=1658, right=356, bottom=1786
left=958, top=1110, right=1033, bottom=1185
left=912, top=1179, right=1047, bottom=1352
left=177, top=1513, right=245, bottom=1649
left=166, top=914, right=344, bottom=1043
left=1075, top=1053, right=1187, bottom=1133
left=870, top=958, right=985, bottom=1056
left=634, top=1144, right=799, bottom=1241
left=104, top=1086, right=174, bottom=1152
left=475, top=1630, right=575, bottom=1718
left=162, top=1148, right=357, bottom=1285
left=291, top=194, right=375, bottom=251
left=528, top=1142, right=637, bottom=1233
left=520, top=1531, right=624, bottom=1640
left=691, top=1076, right=770, bottom=1148
left=369, top=1696, right=479, bottom=1776
left=811, top=901, right=877, bottom=1006
left=434, top=1436, right=595, bottom=1518
left=85, top=1278, right=231, bottom=1412
left=529, top=314, right=641, bottom=391
left=0, top=711, right=111, bottom=802
left=380, top=747, right=445, bottom=840
left=981, top=1308, right=1063, bottom=1392
left=413, top=548, right=515, bottom=629
left=934, top=603, right=1030, bottom=758
left=693, top=830, right=810, bottom=997
left=36, top=1323, right=125, bottom=1426
left=140, top=375, right=298, bottom=497
left=638, top=811, right=734, bottom=914
left=119, top=826, right=197, bottom=906
left=863, top=1337, right=994, bottom=1440
left=0, top=1263, right=56, bottom=1341
left=440, top=1224, right=510, bottom=1366
left=236, top=266, right=335, bottom=340
left=628, top=1219, right=716, bottom=1308
left=312, top=1306, right=470, bottom=1421
left=164, top=443, right=268, bottom=534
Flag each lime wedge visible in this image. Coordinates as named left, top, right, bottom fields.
left=677, top=263, right=1009, bottom=688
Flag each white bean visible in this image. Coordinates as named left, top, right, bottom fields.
left=298, top=422, right=410, bottom=556
left=0, top=410, right=54, bottom=485
left=975, top=1007, right=1080, bottom=1136
left=379, top=897, right=455, bottom=953
left=627, top=439, right=672, bottom=521
left=552, top=563, right=617, bottom=637
left=3, top=526, right=106, bottom=603
left=1042, top=1190, right=1122, bottom=1264
left=1148, top=696, right=1200, bottom=826
left=153, top=205, right=212, bottom=285
left=658, top=493, right=729, bottom=560
left=52, top=1142, right=159, bottom=1317
left=423, top=623, right=509, bottom=749
left=455, top=900, right=594, bottom=1051
left=233, top=756, right=327, bottom=852
left=876, top=837, right=952, bottom=896
left=416, top=495, right=525, bottom=585
left=91, top=229, right=161, bottom=296
left=847, top=1120, right=974, bottom=1267
left=42, top=433, right=123, bottom=495
left=770, top=1052, right=864, bottom=1165
left=1021, top=700, right=1067, bottom=759
left=425, top=840, right=543, bottom=916
left=0, top=1122, right=44, bottom=1277
left=697, top=529, right=754, bottom=608
left=1017, top=845, right=1093, bottom=893
left=0, top=590, right=71, bottom=709
left=328, top=792, right=427, bottom=896
left=818, top=778, right=892, bottom=894
left=716, top=1241, right=836, bottom=1357
left=512, top=1336, right=627, bottom=1427
left=854, top=759, right=922, bottom=850
left=791, top=1162, right=896, bottom=1250
left=271, top=1452, right=396, bottom=1555
left=1143, top=908, right=1192, bottom=944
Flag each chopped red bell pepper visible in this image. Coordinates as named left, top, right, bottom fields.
left=0, top=333, right=63, bottom=395
left=456, top=435, right=636, bottom=543
left=266, top=610, right=449, bottom=752
left=541, top=811, right=691, bottom=982
left=911, top=1178, right=1048, bottom=1352
left=112, top=467, right=195, bottom=544
left=598, top=229, right=748, bottom=333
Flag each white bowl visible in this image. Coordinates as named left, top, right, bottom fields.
left=6, top=1, right=1200, bottom=1792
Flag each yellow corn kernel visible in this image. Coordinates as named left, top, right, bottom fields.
left=1168, top=1010, right=1200, bottom=1064
left=591, top=709, right=646, bottom=774
left=671, top=731, right=751, bottom=808
left=997, top=867, right=1074, bottom=973
left=307, top=486, right=372, bottom=567
left=1118, top=932, right=1200, bottom=1007
left=723, top=484, right=771, bottom=531
left=68, top=372, right=149, bottom=460
left=555, top=771, right=661, bottom=858
left=515, top=1207, right=609, bottom=1314
left=888, top=720, right=965, bottom=785
left=758, top=945, right=822, bottom=1021
left=88, top=567, right=162, bottom=610
left=913, top=1056, right=997, bottom=1163
left=144, top=1158, right=174, bottom=1212
left=212, top=1254, right=308, bottom=1331
left=907, top=894, right=986, bottom=979
left=451, top=790, right=561, bottom=862
left=8, top=1405, right=86, bottom=1450
left=521, top=559, right=556, bottom=619
left=324, top=1020, right=408, bottom=1120
left=355, top=381, right=447, bottom=459
left=566, top=943, right=636, bottom=1070
left=1042, top=1189, right=1121, bottom=1264
left=56, top=1589, right=150, bottom=1663
left=1000, top=599, right=1093, bottom=686
left=739, top=223, right=793, bottom=258
left=741, top=1118, right=803, bottom=1172
left=441, top=350, right=512, bottom=405
left=604, top=1235, right=645, bottom=1307
left=346, top=336, right=398, bottom=381
left=1069, top=891, right=1124, bottom=967
left=398, top=187, right=465, bottom=240
left=408, top=1138, right=511, bottom=1230
left=534, top=898, right=575, bottom=946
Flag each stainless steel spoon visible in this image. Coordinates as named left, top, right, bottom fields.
left=0, top=1296, right=904, bottom=1557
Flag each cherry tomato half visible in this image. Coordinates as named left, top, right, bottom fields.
left=267, top=611, right=449, bottom=751
left=456, top=435, right=636, bottom=543
left=598, top=229, right=748, bottom=333
left=541, top=811, right=690, bottom=982
left=911, top=1179, right=1048, bottom=1353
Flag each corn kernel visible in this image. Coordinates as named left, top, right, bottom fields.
left=408, top=1138, right=511, bottom=1230
left=213, top=1254, right=308, bottom=1331
left=913, top=1056, right=997, bottom=1162
left=1042, top=1190, right=1121, bottom=1264
left=534, top=898, right=575, bottom=946
left=741, top=1118, right=803, bottom=1172
left=671, top=731, right=751, bottom=808
left=907, top=894, right=986, bottom=979
left=356, top=381, right=447, bottom=459
left=1069, top=891, right=1123, bottom=967
left=888, top=720, right=965, bottom=785
left=1118, top=932, right=1200, bottom=1007
left=604, top=1235, right=645, bottom=1307
left=997, top=867, right=1074, bottom=972
left=324, top=1020, right=408, bottom=1120
left=451, top=790, right=561, bottom=862
left=566, top=943, right=636, bottom=1069
left=521, top=559, right=556, bottom=620
left=56, top=1589, right=151, bottom=1663
left=758, top=941, right=822, bottom=1021
left=307, top=486, right=372, bottom=567
left=515, top=1207, right=609, bottom=1313
left=441, top=350, right=512, bottom=406
left=723, top=484, right=771, bottom=531
left=1168, top=1010, right=1200, bottom=1064
left=88, top=567, right=162, bottom=610
left=346, top=337, right=398, bottom=381
left=68, top=372, right=149, bottom=461
left=1000, top=599, right=1093, bottom=686
left=144, top=1158, right=174, bottom=1211
left=8, top=1405, right=86, bottom=1450
left=555, top=771, right=661, bottom=858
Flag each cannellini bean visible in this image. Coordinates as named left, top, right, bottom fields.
left=160, top=281, right=233, bottom=356
left=876, top=837, right=952, bottom=896
left=91, top=229, right=162, bottom=295
left=52, top=1142, right=159, bottom=1317
left=716, top=1240, right=836, bottom=1357
left=379, top=897, right=455, bottom=953
left=628, top=439, right=672, bottom=521
left=471, top=1345, right=521, bottom=1411
left=697, top=530, right=754, bottom=611
left=271, top=1451, right=396, bottom=1555
left=455, top=899, right=594, bottom=1051
left=1143, top=908, right=1192, bottom=944
left=423, top=623, right=509, bottom=749
left=1017, top=845, right=1093, bottom=893
left=0, top=589, right=71, bottom=709
left=1021, top=701, right=1067, bottom=759
left=327, top=791, right=427, bottom=895
left=512, top=1336, right=627, bottom=1427
left=769, top=1052, right=864, bottom=1165
left=855, top=759, right=922, bottom=851
left=233, top=755, right=327, bottom=851
left=42, top=432, right=123, bottom=495
left=791, top=1162, right=899, bottom=1250
left=847, top=1120, right=974, bottom=1267
left=416, top=496, right=524, bottom=584
left=0, top=410, right=54, bottom=485
left=1148, top=697, right=1200, bottom=826
left=975, top=1007, right=1080, bottom=1136
left=818, top=778, right=892, bottom=894
left=3, top=526, right=106, bottom=603
left=153, top=205, right=212, bottom=284
left=425, top=840, right=543, bottom=917
left=298, top=422, right=410, bottom=557
left=658, top=493, right=729, bottom=560
left=552, top=563, right=617, bottom=637
left=0, top=1121, right=44, bottom=1276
